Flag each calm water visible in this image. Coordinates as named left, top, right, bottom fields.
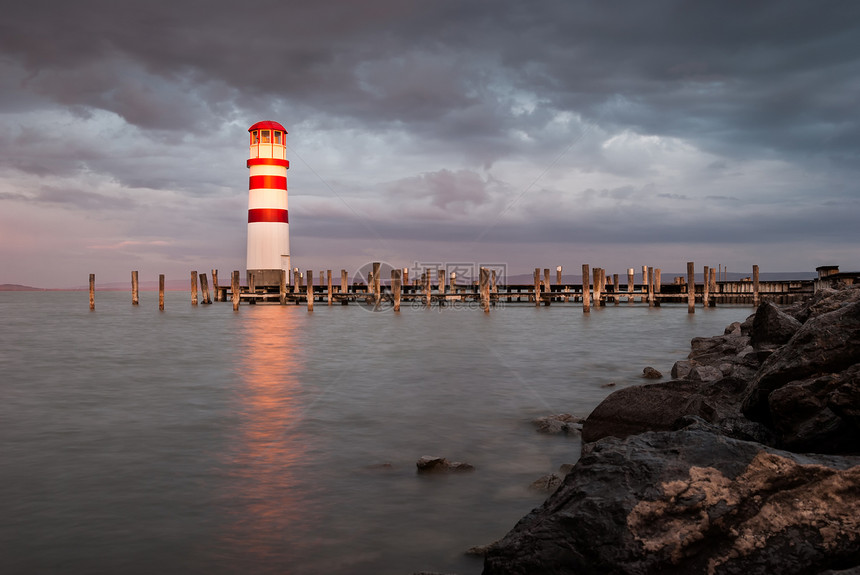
left=0, top=291, right=751, bottom=574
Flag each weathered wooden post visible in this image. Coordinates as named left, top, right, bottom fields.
left=89, top=273, right=95, bottom=310
left=341, top=270, right=349, bottom=305
left=372, top=262, right=381, bottom=305
left=627, top=268, right=634, bottom=303
left=132, top=270, right=139, bottom=306
left=703, top=266, right=710, bottom=308
left=425, top=270, right=432, bottom=307
left=450, top=272, right=456, bottom=293
left=293, top=270, right=300, bottom=294
left=306, top=270, right=314, bottom=311
left=491, top=269, right=498, bottom=295
left=642, top=265, right=648, bottom=302
left=392, top=268, right=402, bottom=312
left=582, top=264, right=591, bottom=313
left=247, top=272, right=256, bottom=305
left=232, top=271, right=240, bottom=311
left=480, top=267, right=490, bottom=313
left=159, top=274, right=165, bottom=311
left=279, top=269, right=287, bottom=305
left=556, top=266, right=562, bottom=286
left=327, top=270, right=333, bottom=306
left=191, top=271, right=199, bottom=305
left=593, top=268, right=602, bottom=306
left=612, top=273, right=619, bottom=305
left=212, top=269, right=220, bottom=302
left=534, top=268, right=541, bottom=307
left=709, top=267, right=717, bottom=306
left=647, top=266, right=655, bottom=307
left=437, top=269, right=445, bottom=294
left=403, top=267, right=409, bottom=286
left=655, top=269, right=662, bottom=294
left=753, top=265, right=760, bottom=307
left=687, top=261, right=695, bottom=314
left=200, top=273, right=212, bottom=304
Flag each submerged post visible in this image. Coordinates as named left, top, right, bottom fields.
left=89, top=273, right=95, bottom=310
left=191, top=271, right=199, bottom=305
left=232, top=270, right=240, bottom=311
left=132, top=270, right=139, bottom=306
left=534, top=268, right=541, bottom=307
left=703, top=266, right=710, bottom=308
left=306, top=270, right=314, bottom=311
left=647, top=266, right=654, bottom=307
left=159, top=274, right=165, bottom=311
left=341, top=270, right=349, bottom=305
left=687, top=261, right=695, bottom=314
left=327, top=270, right=333, bottom=306
left=582, top=264, right=591, bottom=313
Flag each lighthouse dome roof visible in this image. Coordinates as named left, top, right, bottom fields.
left=249, top=120, right=287, bottom=133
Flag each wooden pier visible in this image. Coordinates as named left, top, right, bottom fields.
left=206, top=262, right=814, bottom=312
left=85, top=263, right=856, bottom=312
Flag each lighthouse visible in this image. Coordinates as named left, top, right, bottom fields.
left=246, top=120, right=290, bottom=287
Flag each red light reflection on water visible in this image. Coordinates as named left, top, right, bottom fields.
left=218, top=307, right=314, bottom=566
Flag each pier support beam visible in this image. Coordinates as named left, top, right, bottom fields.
left=687, top=261, right=695, bottom=314
left=159, top=274, right=165, bottom=311
left=582, top=264, right=591, bottom=313
left=232, top=271, right=240, bottom=311
left=753, top=265, right=760, bottom=307
left=307, top=270, right=314, bottom=311
left=132, top=271, right=139, bottom=306
left=191, top=271, right=198, bottom=305
left=89, top=273, right=95, bottom=310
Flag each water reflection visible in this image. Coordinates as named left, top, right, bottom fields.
left=219, top=306, right=312, bottom=569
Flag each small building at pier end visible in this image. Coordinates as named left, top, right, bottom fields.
left=246, top=121, right=290, bottom=287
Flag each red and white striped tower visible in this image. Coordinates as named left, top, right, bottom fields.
left=246, top=121, right=290, bottom=287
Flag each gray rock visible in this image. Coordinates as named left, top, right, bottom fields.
left=484, top=429, right=860, bottom=575
left=750, top=300, right=802, bottom=349
left=533, top=413, right=583, bottom=434
left=688, top=364, right=724, bottom=383
left=642, top=366, right=663, bottom=379
left=416, top=456, right=474, bottom=473
left=671, top=359, right=694, bottom=379
left=743, top=301, right=860, bottom=424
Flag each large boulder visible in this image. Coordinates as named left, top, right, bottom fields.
left=767, top=364, right=860, bottom=453
left=483, top=429, right=860, bottom=575
left=750, top=301, right=802, bottom=349
left=743, top=301, right=860, bottom=425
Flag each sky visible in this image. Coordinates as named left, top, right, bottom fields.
left=1, top=0, right=859, bottom=288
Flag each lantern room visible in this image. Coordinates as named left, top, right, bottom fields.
left=248, top=120, right=288, bottom=163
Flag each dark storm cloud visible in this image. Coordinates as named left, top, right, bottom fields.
left=3, top=0, right=858, bottom=165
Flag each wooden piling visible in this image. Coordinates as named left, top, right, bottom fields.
left=534, top=268, right=541, bottom=307
left=438, top=269, right=446, bottom=293
left=612, top=273, right=619, bottom=305
left=293, top=270, right=300, bottom=294
left=191, top=271, right=199, bottom=305
left=647, top=266, right=654, bottom=307
left=89, top=273, right=95, bottom=310
left=687, top=261, right=695, bottom=314
left=403, top=267, right=409, bottom=286
left=341, top=270, right=349, bottom=305
left=232, top=271, right=240, bottom=311
left=753, top=265, right=760, bottom=307
left=159, top=274, right=165, bottom=311
left=709, top=267, right=717, bottom=306
left=200, top=273, right=211, bottom=304
left=593, top=268, right=602, bottom=306
left=480, top=267, right=490, bottom=313
left=655, top=269, right=662, bottom=294
left=582, top=264, right=591, bottom=313
left=393, top=268, right=402, bottom=312
left=212, top=269, right=220, bottom=302
left=556, top=266, right=562, bottom=286
left=703, top=266, right=710, bottom=308
left=425, top=270, right=432, bottom=307
left=131, top=270, right=139, bottom=306
left=280, top=270, right=287, bottom=305
left=307, top=270, right=314, bottom=311
left=327, top=270, right=333, bottom=306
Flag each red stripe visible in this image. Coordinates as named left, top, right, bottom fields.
left=249, top=175, right=287, bottom=190
left=248, top=208, right=288, bottom=223
left=247, top=158, right=290, bottom=168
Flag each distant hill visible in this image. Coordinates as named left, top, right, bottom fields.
left=0, top=284, right=47, bottom=291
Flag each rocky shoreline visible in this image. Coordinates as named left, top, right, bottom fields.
left=482, top=285, right=860, bottom=574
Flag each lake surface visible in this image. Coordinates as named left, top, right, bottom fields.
left=0, top=291, right=751, bottom=574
